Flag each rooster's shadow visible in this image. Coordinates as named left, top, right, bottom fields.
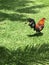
left=27, top=32, right=43, bottom=37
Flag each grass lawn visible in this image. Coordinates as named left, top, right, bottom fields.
left=0, top=0, right=49, bottom=65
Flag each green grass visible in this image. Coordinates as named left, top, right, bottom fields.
left=0, top=0, right=49, bottom=65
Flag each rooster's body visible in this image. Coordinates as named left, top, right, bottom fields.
left=28, top=18, right=46, bottom=32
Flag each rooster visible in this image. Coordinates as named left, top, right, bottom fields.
left=28, top=18, right=46, bottom=32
